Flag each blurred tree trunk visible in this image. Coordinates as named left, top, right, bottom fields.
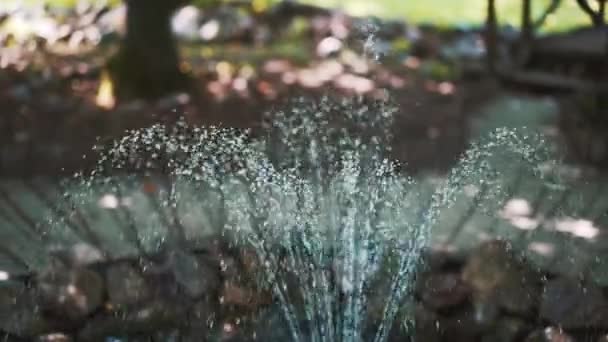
left=110, top=0, right=189, bottom=100
left=576, top=0, right=606, bottom=27
left=485, top=0, right=498, bottom=73
left=516, top=0, right=533, bottom=66
left=521, top=0, right=533, bottom=44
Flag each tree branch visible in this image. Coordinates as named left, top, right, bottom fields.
left=576, top=0, right=605, bottom=26
left=533, top=0, right=562, bottom=29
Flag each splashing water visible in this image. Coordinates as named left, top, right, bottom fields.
left=0, top=88, right=558, bottom=341
left=358, top=19, right=383, bottom=61
left=0, top=15, right=565, bottom=339
left=34, top=94, right=551, bottom=341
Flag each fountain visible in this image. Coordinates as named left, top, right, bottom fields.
left=0, top=93, right=546, bottom=341
left=0, top=20, right=559, bottom=342
left=0, top=96, right=555, bottom=341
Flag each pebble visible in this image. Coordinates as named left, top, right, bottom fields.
left=524, top=327, right=574, bottom=342
left=540, top=277, right=608, bottom=329
left=36, top=263, right=104, bottom=321
left=106, top=262, right=151, bottom=308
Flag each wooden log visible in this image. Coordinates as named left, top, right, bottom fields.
left=531, top=27, right=608, bottom=62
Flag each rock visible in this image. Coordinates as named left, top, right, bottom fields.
left=462, top=239, right=541, bottom=316
left=49, top=243, right=105, bottom=267
left=36, top=333, right=72, bottom=341
left=191, top=234, right=227, bottom=259
left=238, top=247, right=262, bottom=278
left=418, top=271, right=470, bottom=310
left=77, top=299, right=186, bottom=340
left=221, top=282, right=253, bottom=307
left=178, top=298, right=219, bottom=340
left=422, top=249, right=466, bottom=272
left=171, top=5, right=202, bottom=41
left=36, top=263, right=104, bottom=322
left=437, top=306, right=487, bottom=341
left=539, top=277, right=608, bottom=329
left=481, top=317, right=530, bottom=342
left=170, top=251, right=220, bottom=299
left=0, top=283, right=22, bottom=320
left=106, top=262, right=151, bottom=308
left=220, top=255, right=241, bottom=281
left=234, top=306, right=307, bottom=342
left=97, top=4, right=126, bottom=36
left=9, top=84, right=32, bottom=102
left=0, top=283, right=52, bottom=337
left=471, top=299, right=500, bottom=328
left=441, top=32, right=486, bottom=61
left=524, top=327, right=574, bottom=342
left=413, top=304, right=441, bottom=342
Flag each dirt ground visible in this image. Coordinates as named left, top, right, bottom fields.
left=0, top=57, right=504, bottom=178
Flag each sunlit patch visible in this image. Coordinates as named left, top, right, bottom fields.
left=425, top=80, right=456, bottom=95
left=334, top=74, right=374, bottom=93
left=255, top=80, right=275, bottom=98
left=404, top=56, right=421, bottom=69
left=223, top=322, right=235, bottom=333
left=38, top=333, right=70, bottom=342
left=390, top=76, right=406, bottom=88
left=500, top=198, right=539, bottom=230
left=172, top=5, right=200, bottom=40
left=433, top=244, right=458, bottom=253
left=340, top=50, right=369, bottom=74
left=316, top=60, right=344, bottom=82
left=239, top=64, right=256, bottom=79
left=263, top=59, right=291, bottom=73
left=232, top=77, right=248, bottom=92
left=510, top=216, right=539, bottom=230
left=463, top=184, right=480, bottom=197
left=528, top=242, right=555, bottom=256
left=317, top=36, right=343, bottom=57
left=438, top=81, right=455, bottom=95
left=477, top=232, right=492, bottom=241
left=501, top=198, right=533, bottom=218
left=252, top=0, right=271, bottom=13
left=329, top=14, right=349, bottom=39
left=281, top=71, right=297, bottom=85
left=96, top=70, right=115, bottom=110
left=72, top=243, right=105, bottom=265
left=297, top=69, right=324, bottom=88
left=207, top=80, right=227, bottom=100
left=0, top=270, right=9, bottom=281
left=216, top=61, right=233, bottom=84
left=98, top=194, right=119, bottom=209
left=67, top=284, right=78, bottom=295
left=555, top=218, right=600, bottom=240
left=199, top=20, right=220, bottom=41
left=68, top=30, right=85, bottom=50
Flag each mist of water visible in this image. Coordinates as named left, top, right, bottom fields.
left=0, top=19, right=558, bottom=341
left=58, top=91, right=552, bottom=341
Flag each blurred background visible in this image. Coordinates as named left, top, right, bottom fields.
left=1, top=1, right=608, bottom=341
left=0, top=0, right=605, bottom=175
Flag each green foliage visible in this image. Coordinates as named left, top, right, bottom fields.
left=19, top=0, right=589, bottom=32
left=420, top=60, right=459, bottom=81
left=302, top=0, right=588, bottom=31
left=21, top=0, right=120, bottom=7
left=191, top=0, right=223, bottom=8
left=391, top=37, right=411, bottom=55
